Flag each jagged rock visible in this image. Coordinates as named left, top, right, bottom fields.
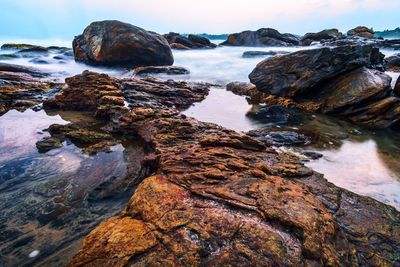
left=385, top=53, right=400, bottom=71
left=249, top=45, right=385, bottom=98
left=347, top=26, right=375, bottom=39
left=164, top=32, right=216, bottom=49
left=318, top=67, right=392, bottom=114
left=73, top=20, right=173, bottom=67
left=132, top=66, right=190, bottom=76
left=221, top=28, right=300, bottom=47
left=69, top=105, right=400, bottom=266
left=301, top=28, right=342, bottom=45
left=44, top=71, right=127, bottom=117
left=121, top=77, right=210, bottom=110
left=242, top=50, right=289, bottom=58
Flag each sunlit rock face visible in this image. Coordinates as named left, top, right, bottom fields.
left=73, top=20, right=174, bottom=67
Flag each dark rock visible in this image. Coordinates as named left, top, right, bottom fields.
left=221, top=28, right=300, bottom=47
left=132, top=66, right=190, bottom=76
left=1, top=43, right=45, bottom=50
left=347, top=26, right=375, bottom=39
left=395, top=77, right=400, bottom=97
left=29, top=58, right=49, bottom=64
left=242, top=50, right=289, bottom=58
left=249, top=45, right=385, bottom=98
left=247, top=129, right=311, bottom=146
left=0, top=62, right=50, bottom=78
left=246, top=105, right=306, bottom=125
left=302, top=151, right=323, bottom=159
left=19, top=46, right=49, bottom=53
left=72, top=20, right=173, bottom=67
left=385, top=53, right=400, bottom=71
left=301, top=28, right=342, bottom=43
left=36, top=136, right=63, bottom=153
left=318, top=67, right=392, bottom=114
left=164, top=32, right=216, bottom=49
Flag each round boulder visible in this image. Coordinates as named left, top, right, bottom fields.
left=72, top=20, right=173, bottom=67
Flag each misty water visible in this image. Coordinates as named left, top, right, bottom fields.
left=1, top=41, right=400, bottom=216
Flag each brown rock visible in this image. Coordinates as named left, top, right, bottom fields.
left=347, top=26, right=375, bottom=39
left=43, top=70, right=127, bottom=117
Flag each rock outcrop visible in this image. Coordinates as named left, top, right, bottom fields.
left=72, top=20, right=173, bottom=67
left=58, top=73, right=400, bottom=266
left=249, top=45, right=384, bottom=98
left=221, top=28, right=300, bottom=47
left=44, top=70, right=127, bottom=117
left=301, top=28, right=342, bottom=45
left=347, top=26, right=375, bottom=39
left=164, top=33, right=217, bottom=49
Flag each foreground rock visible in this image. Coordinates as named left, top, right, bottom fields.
left=221, top=28, right=300, bottom=47
left=249, top=45, right=384, bottom=98
left=164, top=32, right=217, bottom=49
left=73, top=20, right=173, bottom=67
left=132, top=66, right=190, bottom=76
left=395, top=77, right=400, bottom=97
left=347, top=26, right=375, bottom=39
left=29, top=72, right=394, bottom=266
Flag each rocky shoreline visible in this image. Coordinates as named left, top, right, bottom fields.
left=1, top=20, right=400, bottom=266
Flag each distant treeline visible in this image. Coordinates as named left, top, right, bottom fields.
left=375, top=27, right=400, bottom=39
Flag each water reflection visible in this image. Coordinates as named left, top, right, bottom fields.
left=184, top=87, right=400, bottom=210
left=0, top=109, right=147, bottom=266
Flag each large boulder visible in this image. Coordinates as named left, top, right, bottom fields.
left=301, top=28, right=342, bottom=45
left=249, top=45, right=384, bottom=98
left=164, top=32, right=216, bottom=49
left=318, top=67, right=392, bottom=113
left=347, top=26, right=375, bottom=39
left=385, top=53, right=400, bottom=71
left=72, top=20, right=173, bottom=67
left=221, top=28, right=300, bottom=47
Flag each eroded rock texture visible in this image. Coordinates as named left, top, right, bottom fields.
left=54, top=72, right=400, bottom=267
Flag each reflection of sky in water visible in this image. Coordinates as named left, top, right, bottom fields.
left=307, top=140, right=400, bottom=210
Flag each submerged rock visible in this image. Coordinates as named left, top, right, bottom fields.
left=221, top=28, right=300, bottom=47
left=247, top=129, right=311, bottom=146
left=73, top=20, right=173, bottom=67
left=249, top=45, right=384, bottom=98
left=347, top=26, right=375, bottom=39
left=242, top=50, right=289, bottom=58
left=164, top=32, right=217, bottom=49
left=132, top=66, right=190, bottom=76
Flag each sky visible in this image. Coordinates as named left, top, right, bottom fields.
left=1, top=0, right=399, bottom=41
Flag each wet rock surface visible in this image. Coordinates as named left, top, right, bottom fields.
left=42, top=72, right=399, bottom=267
left=221, top=28, right=300, bottom=47
left=73, top=20, right=173, bottom=67
left=132, top=66, right=190, bottom=76
left=395, top=76, right=400, bottom=97
left=249, top=45, right=385, bottom=98
left=164, top=32, right=217, bottom=49
left=385, top=53, right=400, bottom=71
